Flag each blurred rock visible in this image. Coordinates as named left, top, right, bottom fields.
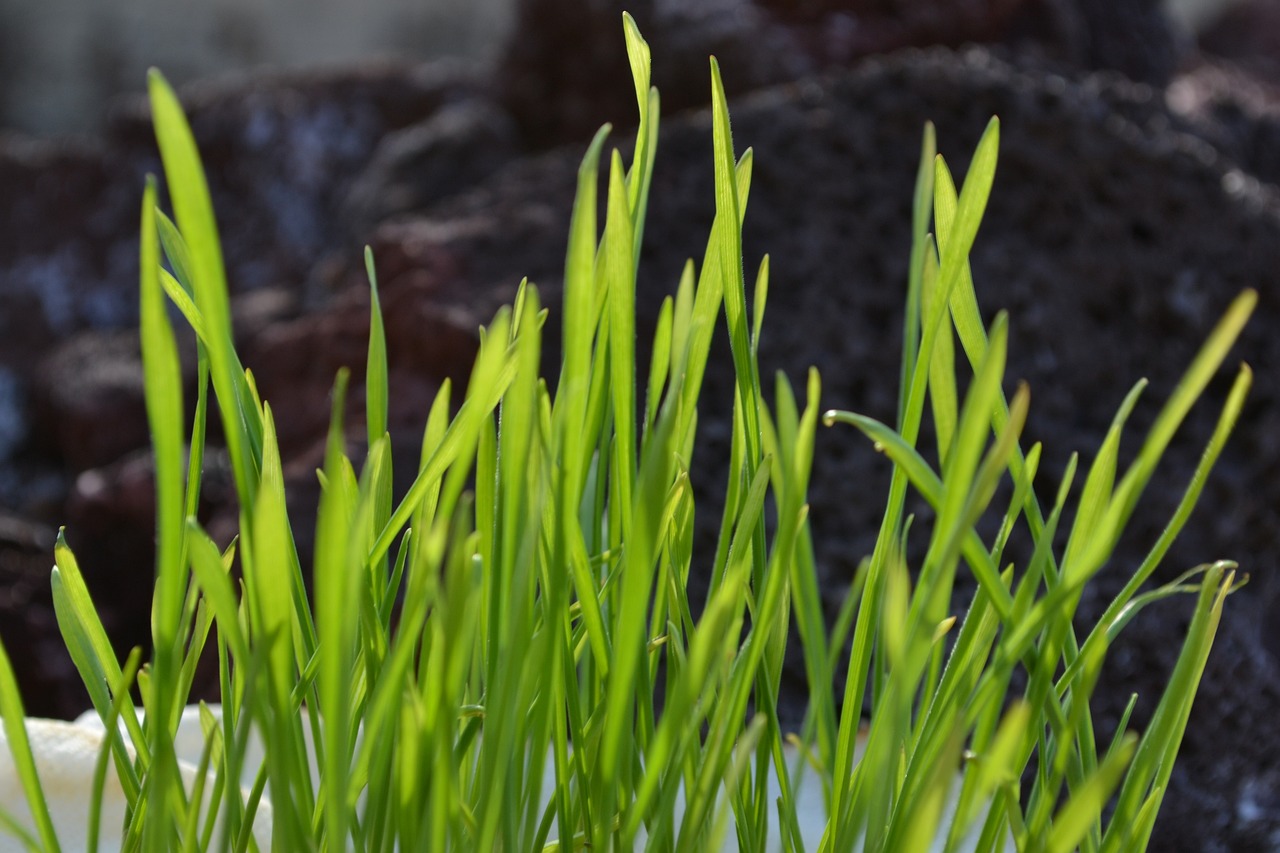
left=59, top=450, right=165, bottom=702
left=105, top=60, right=501, bottom=300
left=1008, top=0, right=1186, bottom=85
left=28, top=287, right=302, bottom=475
left=496, top=0, right=1186, bottom=145
left=0, top=60, right=499, bottom=491
left=0, top=137, right=144, bottom=349
left=756, top=0, right=1186, bottom=84
left=30, top=330, right=151, bottom=472
left=0, top=60, right=433, bottom=377
left=1199, top=0, right=1280, bottom=83
left=343, top=98, right=522, bottom=235
left=1168, top=57, right=1280, bottom=184
left=0, top=512, right=75, bottom=719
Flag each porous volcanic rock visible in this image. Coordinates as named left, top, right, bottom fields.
left=0, top=61, right=506, bottom=483
left=342, top=97, right=523, bottom=234
left=364, top=47, right=1280, bottom=851
left=0, top=63, right=421, bottom=356
left=0, top=62, right=516, bottom=731
left=29, top=330, right=152, bottom=472
left=1167, top=56, right=1280, bottom=186
left=496, top=0, right=1185, bottom=144
left=1199, top=0, right=1280, bottom=84
left=103, top=60, right=504, bottom=299
left=0, top=512, right=73, bottom=719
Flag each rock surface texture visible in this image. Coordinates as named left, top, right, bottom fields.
left=0, top=2, right=1278, bottom=850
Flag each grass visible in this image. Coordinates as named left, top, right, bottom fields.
left=0, top=12, right=1256, bottom=852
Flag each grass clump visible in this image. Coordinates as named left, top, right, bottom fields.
left=0, top=13, right=1255, bottom=852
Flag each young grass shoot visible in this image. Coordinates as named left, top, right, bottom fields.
left=0, top=13, right=1254, bottom=852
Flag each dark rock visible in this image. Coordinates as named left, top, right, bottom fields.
left=27, top=287, right=303, bottom=475
left=1167, top=56, right=1280, bottom=186
left=0, top=512, right=75, bottom=719
left=0, top=135, right=148, bottom=476
left=343, top=98, right=522, bottom=235
left=239, top=275, right=468, bottom=461
left=497, top=0, right=813, bottom=146
left=30, top=330, right=150, bottom=471
left=60, top=450, right=164, bottom=701
left=0, top=136, right=144, bottom=346
left=1199, top=0, right=1280, bottom=85
left=0, top=60, right=501, bottom=505
left=0, top=58, right=497, bottom=344
left=496, top=0, right=1185, bottom=145
left=231, top=284, right=304, bottom=342
left=757, top=0, right=1186, bottom=85
left=1007, top=0, right=1185, bottom=86
left=106, top=60, right=502, bottom=302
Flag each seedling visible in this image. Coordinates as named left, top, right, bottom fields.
left=0, top=13, right=1252, bottom=852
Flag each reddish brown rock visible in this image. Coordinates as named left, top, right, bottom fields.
left=240, top=272, right=472, bottom=460
left=496, top=0, right=1184, bottom=146
left=0, top=512, right=74, bottom=719
left=343, top=98, right=522, bottom=235
left=1199, top=0, right=1280, bottom=84
left=29, top=331, right=151, bottom=472
left=1168, top=56, right=1280, bottom=185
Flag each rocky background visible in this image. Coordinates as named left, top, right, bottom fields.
left=2, top=1, right=1279, bottom=850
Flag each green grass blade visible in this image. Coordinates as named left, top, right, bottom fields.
left=709, top=58, right=762, bottom=471
left=158, top=269, right=208, bottom=343
left=921, top=243, right=956, bottom=463
left=646, top=296, right=673, bottom=434
left=934, top=118, right=999, bottom=313
left=555, top=124, right=609, bottom=456
left=315, top=370, right=359, bottom=849
left=1047, top=735, right=1138, bottom=853
left=622, top=12, right=658, bottom=254
left=1069, top=290, right=1256, bottom=590
left=245, top=404, right=311, bottom=835
left=604, top=148, right=638, bottom=536
left=139, top=172, right=189, bottom=746
left=90, top=648, right=143, bottom=853
left=0, top=638, right=62, bottom=852
left=1103, top=564, right=1237, bottom=850
left=900, top=122, right=937, bottom=424
left=186, top=523, right=250, bottom=664
left=155, top=209, right=194, bottom=293
left=50, top=534, right=148, bottom=775
left=751, top=256, right=769, bottom=358
left=148, top=69, right=262, bottom=506
left=365, top=247, right=389, bottom=449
